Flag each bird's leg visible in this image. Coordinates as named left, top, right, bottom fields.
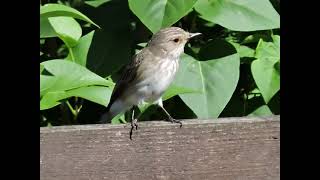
left=130, top=107, right=139, bottom=140
left=157, top=98, right=182, bottom=128
left=131, top=107, right=138, bottom=130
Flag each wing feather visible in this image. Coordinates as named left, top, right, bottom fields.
left=106, top=53, right=143, bottom=111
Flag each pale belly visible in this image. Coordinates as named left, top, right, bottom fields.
left=143, top=71, right=175, bottom=102
left=126, top=58, right=178, bottom=105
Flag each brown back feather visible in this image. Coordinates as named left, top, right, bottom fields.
left=106, top=53, right=143, bottom=111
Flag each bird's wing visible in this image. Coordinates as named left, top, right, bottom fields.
left=106, top=52, right=143, bottom=111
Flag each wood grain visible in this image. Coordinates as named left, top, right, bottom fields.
left=40, top=116, right=280, bottom=180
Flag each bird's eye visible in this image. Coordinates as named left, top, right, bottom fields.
left=173, top=38, right=179, bottom=43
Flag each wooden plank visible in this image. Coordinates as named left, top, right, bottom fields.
left=40, top=116, right=280, bottom=180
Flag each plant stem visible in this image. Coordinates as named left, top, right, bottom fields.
left=66, top=97, right=83, bottom=123
left=66, top=100, right=77, bottom=117
left=68, top=47, right=75, bottom=62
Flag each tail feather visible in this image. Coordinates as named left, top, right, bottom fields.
left=99, top=100, right=128, bottom=124
left=99, top=111, right=113, bottom=124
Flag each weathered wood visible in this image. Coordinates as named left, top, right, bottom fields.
left=40, top=116, right=280, bottom=180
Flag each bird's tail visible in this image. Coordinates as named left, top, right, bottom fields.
left=99, top=111, right=114, bottom=124
left=99, top=102, right=114, bottom=123
left=99, top=100, right=130, bottom=124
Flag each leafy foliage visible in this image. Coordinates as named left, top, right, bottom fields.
left=194, top=0, right=280, bottom=31
left=40, top=0, right=280, bottom=126
left=128, top=0, right=198, bottom=33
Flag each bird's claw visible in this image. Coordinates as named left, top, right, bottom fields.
left=129, top=119, right=138, bottom=140
left=168, top=117, right=182, bottom=128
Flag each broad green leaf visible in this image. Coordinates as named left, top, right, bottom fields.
left=251, top=36, right=280, bottom=103
left=66, top=86, right=112, bottom=106
left=194, top=0, right=280, bottom=31
left=40, top=75, right=57, bottom=96
left=248, top=105, right=273, bottom=117
left=40, top=18, right=57, bottom=38
left=66, top=31, right=95, bottom=66
left=174, top=40, right=240, bottom=118
left=251, top=59, right=279, bottom=103
left=40, top=91, right=68, bottom=110
left=229, top=42, right=255, bottom=58
left=128, top=0, right=198, bottom=33
left=273, top=35, right=280, bottom=48
left=255, top=35, right=280, bottom=59
left=40, top=86, right=112, bottom=110
left=85, top=0, right=111, bottom=7
left=41, top=60, right=113, bottom=93
left=48, top=17, right=82, bottom=47
left=40, top=3, right=100, bottom=28
left=162, top=85, right=200, bottom=101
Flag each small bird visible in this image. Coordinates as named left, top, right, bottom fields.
left=100, top=27, right=201, bottom=139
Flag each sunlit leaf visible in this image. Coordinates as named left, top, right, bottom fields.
left=194, top=0, right=280, bottom=31
left=40, top=3, right=100, bottom=28
left=129, top=0, right=198, bottom=33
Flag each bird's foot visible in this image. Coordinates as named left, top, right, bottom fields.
left=129, top=118, right=138, bottom=140
left=168, top=117, right=182, bottom=128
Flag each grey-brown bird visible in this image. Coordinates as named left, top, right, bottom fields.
left=100, top=27, right=201, bottom=138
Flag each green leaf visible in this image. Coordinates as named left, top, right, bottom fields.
left=111, top=113, right=126, bottom=124
left=242, top=33, right=272, bottom=44
left=255, top=35, right=280, bottom=60
left=48, top=17, right=82, bottom=47
left=40, top=59, right=113, bottom=109
left=174, top=40, right=240, bottom=118
left=229, top=42, right=255, bottom=58
left=251, top=59, right=279, bottom=104
left=273, top=35, right=280, bottom=47
left=40, top=3, right=100, bottom=28
left=40, top=75, right=57, bottom=96
left=41, top=59, right=113, bottom=92
left=40, top=18, right=57, bottom=38
left=162, top=85, right=200, bottom=101
left=137, top=102, right=153, bottom=114
left=251, top=36, right=280, bottom=103
left=66, top=86, right=112, bottom=106
left=40, top=64, right=44, bottom=73
left=194, top=0, right=280, bottom=31
left=128, top=0, right=198, bottom=33
left=248, top=105, right=273, bottom=117
left=66, top=31, right=95, bottom=66
left=248, top=88, right=261, bottom=99
left=85, top=0, right=111, bottom=7
left=40, top=86, right=112, bottom=110
left=40, top=91, right=68, bottom=110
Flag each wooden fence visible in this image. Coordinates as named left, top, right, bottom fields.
left=40, top=116, right=280, bottom=180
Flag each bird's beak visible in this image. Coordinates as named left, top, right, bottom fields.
left=188, top=32, right=202, bottom=39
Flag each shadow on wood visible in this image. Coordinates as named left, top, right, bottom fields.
left=40, top=116, right=280, bottom=180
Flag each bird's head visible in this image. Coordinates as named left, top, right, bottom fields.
left=147, top=27, right=201, bottom=58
